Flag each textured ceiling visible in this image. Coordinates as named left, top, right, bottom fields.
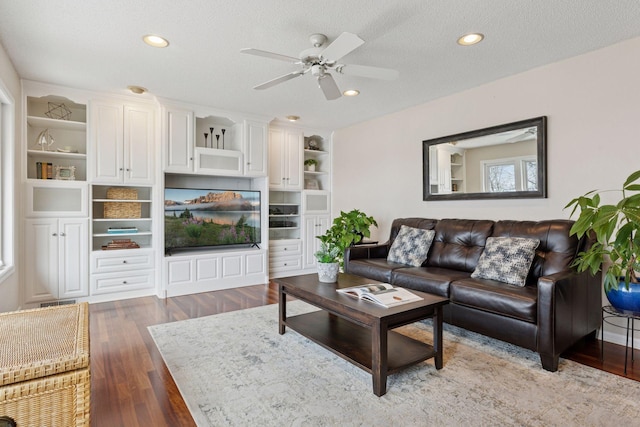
left=1, top=1, right=640, bottom=130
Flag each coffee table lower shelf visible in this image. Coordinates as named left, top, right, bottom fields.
left=284, top=310, right=435, bottom=374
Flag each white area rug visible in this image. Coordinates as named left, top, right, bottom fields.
left=149, top=301, right=639, bottom=426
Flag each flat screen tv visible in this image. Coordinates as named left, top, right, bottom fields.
left=164, top=187, right=261, bottom=253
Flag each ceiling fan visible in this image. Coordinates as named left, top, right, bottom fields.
left=241, top=32, right=399, bottom=100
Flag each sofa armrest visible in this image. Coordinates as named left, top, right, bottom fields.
left=537, top=269, right=602, bottom=371
left=344, top=243, right=390, bottom=262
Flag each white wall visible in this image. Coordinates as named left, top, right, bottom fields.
left=333, top=36, right=640, bottom=241
left=0, top=41, right=21, bottom=312
left=333, top=36, right=640, bottom=346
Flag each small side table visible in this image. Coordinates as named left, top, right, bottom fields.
left=601, top=305, right=640, bottom=374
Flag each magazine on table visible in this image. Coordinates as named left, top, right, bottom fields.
left=337, top=283, right=422, bottom=308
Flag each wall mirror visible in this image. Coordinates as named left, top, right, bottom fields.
left=423, top=116, right=547, bottom=201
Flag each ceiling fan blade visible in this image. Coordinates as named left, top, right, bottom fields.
left=241, top=48, right=299, bottom=63
left=317, top=74, right=341, bottom=100
left=336, top=64, right=399, bottom=80
left=320, top=32, right=364, bottom=62
left=254, top=70, right=305, bottom=90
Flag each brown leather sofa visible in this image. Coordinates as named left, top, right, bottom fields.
left=344, top=218, right=602, bottom=371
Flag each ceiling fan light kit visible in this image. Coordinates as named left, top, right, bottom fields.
left=241, top=32, right=398, bottom=100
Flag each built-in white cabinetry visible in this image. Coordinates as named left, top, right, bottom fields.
left=269, top=239, right=303, bottom=277
left=22, top=82, right=91, bottom=307
left=164, top=107, right=194, bottom=173
left=269, top=127, right=303, bottom=190
left=302, top=214, right=330, bottom=270
left=429, top=145, right=465, bottom=194
left=164, top=249, right=267, bottom=297
left=162, top=104, right=268, bottom=177
left=23, top=218, right=89, bottom=303
left=90, top=249, right=155, bottom=297
left=244, top=120, right=268, bottom=176
left=89, top=100, right=155, bottom=185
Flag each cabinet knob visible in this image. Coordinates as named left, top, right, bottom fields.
left=52, top=233, right=58, bottom=236
left=126, top=168, right=131, bottom=172
left=119, top=168, right=124, bottom=171
left=60, top=232, right=66, bottom=237
left=123, top=260, right=127, bottom=264
left=247, top=162, right=251, bottom=165
left=122, top=281, right=127, bottom=284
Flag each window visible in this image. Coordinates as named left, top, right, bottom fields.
left=0, top=77, right=15, bottom=281
left=482, top=156, right=537, bottom=193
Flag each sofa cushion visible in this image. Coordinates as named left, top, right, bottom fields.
left=387, top=225, right=435, bottom=267
left=471, top=236, right=540, bottom=286
left=392, top=266, right=471, bottom=297
left=344, top=258, right=407, bottom=283
left=492, top=220, right=580, bottom=279
left=426, top=219, right=495, bottom=273
left=450, top=278, right=538, bottom=323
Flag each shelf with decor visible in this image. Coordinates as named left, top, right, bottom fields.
left=269, top=190, right=301, bottom=240
left=26, top=95, right=87, bottom=181
left=91, top=185, right=153, bottom=251
left=303, top=135, right=330, bottom=191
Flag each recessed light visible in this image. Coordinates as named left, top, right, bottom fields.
left=143, top=34, right=169, bottom=48
left=286, top=115, right=300, bottom=122
left=127, top=85, right=147, bottom=94
left=457, top=33, right=484, bottom=46
left=343, top=89, right=360, bottom=97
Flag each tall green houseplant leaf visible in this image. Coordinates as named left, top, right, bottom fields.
left=565, top=169, right=640, bottom=292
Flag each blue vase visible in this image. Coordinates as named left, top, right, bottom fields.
left=605, top=279, right=640, bottom=313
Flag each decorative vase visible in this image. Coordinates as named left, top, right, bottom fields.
left=605, top=279, right=640, bottom=312
left=317, top=262, right=339, bottom=283
left=306, top=164, right=316, bottom=172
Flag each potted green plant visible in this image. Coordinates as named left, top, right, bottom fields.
left=314, top=241, right=341, bottom=282
left=304, top=158, right=318, bottom=172
left=565, top=169, right=640, bottom=311
left=316, top=209, right=378, bottom=268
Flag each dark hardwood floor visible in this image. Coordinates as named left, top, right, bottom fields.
left=89, top=281, right=639, bottom=426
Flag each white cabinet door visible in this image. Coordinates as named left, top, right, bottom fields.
left=437, top=148, right=452, bottom=193
left=165, top=107, right=194, bottom=173
left=91, top=100, right=155, bottom=184
left=24, top=219, right=59, bottom=303
left=58, top=219, right=88, bottom=299
left=269, top=127, right=303, bottom=189
left=90, top=101, right=123, bottom=184
left=285, top=130, right=303, bottom=190
left=303, top=214, right=330, bottom=269
left=244, top=120, right=267, bottom=176
left=24, top=218, right=88, bottom=303
left=124, top=104, right=155, bottom=184
left=268, top=128, right=285, bottom=188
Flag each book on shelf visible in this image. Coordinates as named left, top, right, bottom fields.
left=35, top=162, right=53, bottom=179
left=101, top=238, right=140, bottom=250
left=337, top=283, right=422, bottom=308
left=107, top=226, right=138, bottom=234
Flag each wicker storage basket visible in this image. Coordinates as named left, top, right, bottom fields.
left=104, top=187, right=141, bottom=219
left=0, top=303, right=90, bottom=426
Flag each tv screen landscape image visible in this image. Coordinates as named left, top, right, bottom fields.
left=164, top=188, right=261, bottom=252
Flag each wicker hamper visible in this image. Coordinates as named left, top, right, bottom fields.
left=0, top=303, right=90, bottom=426
left=104, top=187, right=141, bottom=219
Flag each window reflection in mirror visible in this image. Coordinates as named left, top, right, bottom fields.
left=423, top=117, right=546, bottom=201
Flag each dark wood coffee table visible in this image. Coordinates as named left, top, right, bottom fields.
left=276, top=273, right=449, bottom=396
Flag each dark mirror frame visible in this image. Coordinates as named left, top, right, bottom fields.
left=422, top=116, right=547, bottom=201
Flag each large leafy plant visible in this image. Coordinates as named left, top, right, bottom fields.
left=315, top=209, right=378, bottom=265
left=565, top=169, right=640, bottom=291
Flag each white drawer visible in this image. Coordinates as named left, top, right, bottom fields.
left=91, top=249, right=154, bottom=273
left=269, top=255, right=302, bottom=272
left=270, top=240, right=302, bottom=256
left=91, top=269, right=155, bottom=295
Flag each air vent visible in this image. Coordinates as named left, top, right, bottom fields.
left=40, top=299, right=77, bottom=308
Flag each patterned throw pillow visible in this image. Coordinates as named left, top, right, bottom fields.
left=471, top=237, right=540, bottom=287
left=387, top=225, right=436, bottom=267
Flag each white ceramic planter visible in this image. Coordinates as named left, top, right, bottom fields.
left=317, top=262, right=339, bottom=283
